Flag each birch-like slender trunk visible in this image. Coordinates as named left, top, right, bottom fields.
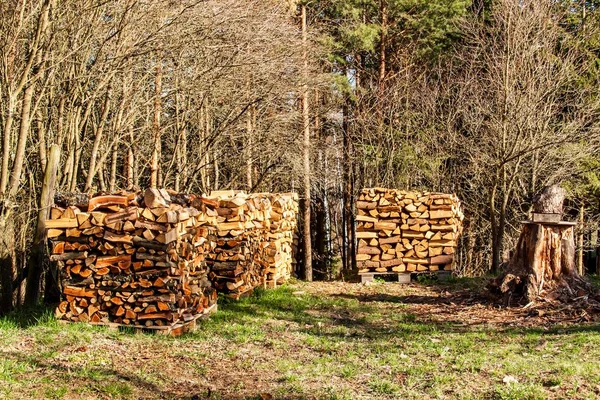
left=246, top=105, right=253, bottom=190
left=109, top=142, right=118, bottom=192
left=150, top=57, right=162, bottom=188
left=0, top=95, right=16, bottom=194
left=84, top=90, right=111, bottom=191
left=8, top=83, right=35, bottom=197
left=301, top=5, right=312, bottom=281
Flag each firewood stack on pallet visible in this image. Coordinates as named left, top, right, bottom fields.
left=206, top=191, right=299, bottom=297
left=255, top=193, right=298, bottom=287
left=206, top=191, right=272, bottom=298
left=356, top=188, right=464, bottom=274
left=48, top=188, right=218, bottom=334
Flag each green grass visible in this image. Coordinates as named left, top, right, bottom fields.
left=0, top=279, right=600, bottom=399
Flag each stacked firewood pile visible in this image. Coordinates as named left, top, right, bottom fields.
left=255, top=193, right=298, bottom=286
left=206, top=191, right=271, bottom=298
left=48, top=189, right=218, bottom=332
left=207, top=191, right=299, bottom=297
left=356, top=188, right=464, bottom=273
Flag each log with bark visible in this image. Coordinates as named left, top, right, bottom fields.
left=49, top=188, right=218, bottom=329
left=355, top=188, right=464, bottom=273
left=489, top=185, right=592, bottom=304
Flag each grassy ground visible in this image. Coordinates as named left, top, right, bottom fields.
left=1, top=278, right=600, bottom=399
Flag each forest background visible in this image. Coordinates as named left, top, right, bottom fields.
left=1, top=0, right=600, bottom=312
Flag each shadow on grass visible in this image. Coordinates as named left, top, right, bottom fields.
left=206, top=282, right=600, bottom=341
left=0, top=349, right=213, bottom=399
left=3, top=278, right=600, bottom=343
left=202, top=285, right=474, bottom=339
left=0, top=304, right=57, bottom=328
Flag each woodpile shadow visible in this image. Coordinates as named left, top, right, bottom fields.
left=0, top=349, right=210, bottom=399
left=0, top=304, right=55, bottom=328
left=283, top=283, right=600, bottom=335
left=0, top=250, right=31, bottom=315
left=330, top=291, right=490, bottom=307
left=215, top=286, right=508, bottom=337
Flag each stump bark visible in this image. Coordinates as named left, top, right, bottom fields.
left=489, top=185, right=591, bottom=304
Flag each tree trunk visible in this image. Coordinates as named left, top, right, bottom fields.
left=84, top=89, right=111, bottom=192
left=109, top=141, right=118, bottom=192
left=150, top=57, right=162, bottom=189
left=577, top=203, right=584, bottom=275
left=0, top=213, right=15, bottom=313
left=0, top=95, right=15, bottom=195
left=378, top=0, right=388, bottom=100
left=8, top=83, right=35, bottom=197
left=490, top=183, right=501, bottom=273
left=314, top=194, right=326, bottom=279
left=213, top=149, right=219, bottom=190
left=26, top=144, right=60, bottom=305
left=180, top=126, right=188, bottom=190
left=37, top=113, right=47, bottom=173
left=70, top=118, right=83, bottom=192
left=343, top=105, right=356, bottom=272
left=489, top=185, right=591, bottom=304
left=126, top=124, right=135, bottom=189
left=246, top=106, right=253, bottom=190
left=301, top=5, right=312, bottom=281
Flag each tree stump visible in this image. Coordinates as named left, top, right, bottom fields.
left=489, top=185, right=591, bottom=304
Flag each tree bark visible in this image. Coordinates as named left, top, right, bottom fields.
left=342, top=92, right=355, bottom=272
left=26, top=144, right=60, bottom=305
left=0, top=211, right=15, bottom=313
left=301, top=5, right=312, bottom=281
left=8, top=83, right=35, bottom=197
left=246, top=105, right=253, bottom=191
left=126, top=124, right=135, bottom=189
left=378, top=0, right=388, bottom=100
left=109, top=141, right=118, bottom=192
left=150, top=57, right=162, bottom=189
left=578, top=203, right=584, bottom=275
left=490, top=183, right=500, bottom=273
left=37, top=111, right=47, bottom=172
left=489, top=185, right=591, bottom=303
left=0, top=95, right=15, bottom=195
left=84, top=90, right=111, bottom=192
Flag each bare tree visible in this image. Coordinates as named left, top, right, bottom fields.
left=452, top=0, right=600, bottom=273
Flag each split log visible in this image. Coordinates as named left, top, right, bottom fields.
left=54, top=191, right=90, bottom=208
left=206, top=192, right=298, bottom=295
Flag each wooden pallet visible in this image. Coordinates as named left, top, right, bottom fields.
left=226, top=287, right=255, bottom=300
left=359, top=272, right=412, bottom=284
left=264, top=275, right=287, bottom=289
left=359, top=270, right=452, bottom=284
left=57, top=303, right=218, bottom=337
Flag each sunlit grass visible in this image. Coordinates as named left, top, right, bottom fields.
left=0, top=279, right=599, bottom=399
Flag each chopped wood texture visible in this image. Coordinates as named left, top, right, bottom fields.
left=49, top=188, right=218, bottom=327
left=355, top=188, right=464, bottom=274
left=206, top=191, right=298, bottom=298
left=48, top=188, right=300, bottom=329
